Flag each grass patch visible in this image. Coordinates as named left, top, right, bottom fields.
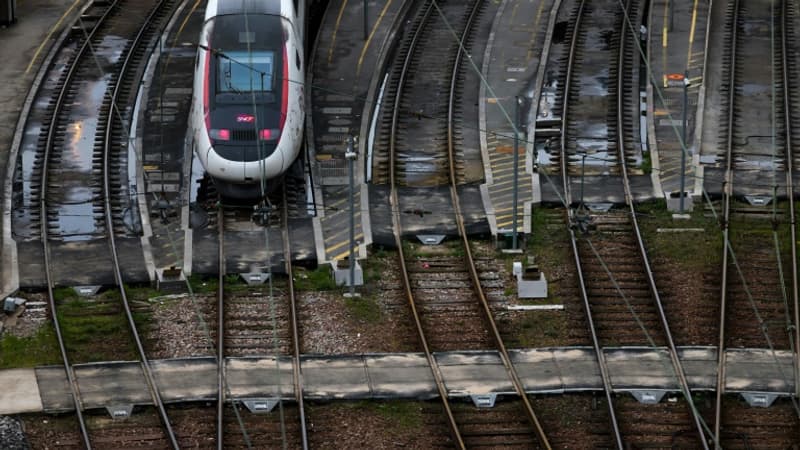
left=403, top=239, right=463, bottom=258
left=293, top=266, right=338, bottom=291
left=371, top=401, right=422, bottom=429
left=188, top=274, right=219, bottom=294
left=640, top=150, right=652, bottom=174
left=125, top=285, right=161, bottom=302
left=53, top=287, right=79, bottom=302
left=0, top=325, right=61, bottom=368
left=515, top=311, right=568, bottom=347
left=345, top=295, right=381, bottom=323
left=57, top=297, right=139, bottom=362
left=636, top=199, right=723, bottom=269
left=220, top=273, right=252, bottom=293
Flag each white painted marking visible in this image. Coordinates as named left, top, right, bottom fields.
left=322, top=107, right=352, bottom=114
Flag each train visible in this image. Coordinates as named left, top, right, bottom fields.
left=190, top=0, right=305, bottom=199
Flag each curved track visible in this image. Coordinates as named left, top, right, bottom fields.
left=713, top=0, right=800, bottom=446
left=36, top=0, right=180, bottom=446
left=379, top=0, right=552, bottom=447
left=557, top=0, right=708, bottom=447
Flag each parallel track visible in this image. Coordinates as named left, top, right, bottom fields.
left=382, top=0, right=552, bottom=447
left=714, top=0, right=800, bottom=446
left=558, top=0, right=707, bottom=447
left=215, top=186, right=308, bottom=449
left=37, top=0, right=179, bottom=446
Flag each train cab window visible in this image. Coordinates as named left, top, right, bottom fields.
left=218, top=50, right=275, bottom=92
left=296, top=50, right=301, bottom=70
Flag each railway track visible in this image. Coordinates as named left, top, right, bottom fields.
left=214, top=184, right=308, bottom=449
left=372, top=0, right=551, bottom=447
left=713, top=0, right=800, bottom=445
left=32, top=0, right=180, bottom=446
left=554, top=0, right=708, bottom=446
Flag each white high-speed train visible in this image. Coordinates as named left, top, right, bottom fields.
left=190, top=0, right=305, bottom=198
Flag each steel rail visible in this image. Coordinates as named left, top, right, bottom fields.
left=445, top=1, right=551, bottom=448
left=102, top=0, right=179, bottom=446
left=38, top=2, right=124, bottom=448
left=558, top=0, right=624, bottom=447
left=280, top=184, right=310, bottom=450
left=216, top=203, right=225, bottom=449
left=614, top=0, right=708, bottom=446
left=387, top=1, right=465, bottom=447
left=779, top=0, right=800, bottom=404
left=715, top=0, right=740, bottom=444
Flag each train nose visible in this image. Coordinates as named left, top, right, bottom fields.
left=206, top=148, right=247, bottom=183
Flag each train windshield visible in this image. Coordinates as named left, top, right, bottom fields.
left=218, top=51, right=274, bottom=93
left=208, top=13, right=285, bottom=94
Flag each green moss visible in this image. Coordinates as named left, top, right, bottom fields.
left=515, top=310, right=568, bottom=347
left=57, top=298, right=138, bottom=362
left=345, top=295, right=382, bottom=323
left=636, top=199, right=722, bottom=269
left=0, top=325, right=61, bottom=368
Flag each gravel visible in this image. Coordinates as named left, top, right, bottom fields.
left=0, top=416, right=30, bottom=450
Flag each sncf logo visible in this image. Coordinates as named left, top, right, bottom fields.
left=236, top=114, right=255, bottom=123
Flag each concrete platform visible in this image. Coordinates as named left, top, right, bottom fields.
left=0, top=346, right=794, bottom=415
left=308, top=0, right=411, bottom=263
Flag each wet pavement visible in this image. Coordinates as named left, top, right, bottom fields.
left=481, top=0, right=556, bottom=236
left=0, top=0, right=85, bottom=296
left=309, top=0, right=408, bottom=263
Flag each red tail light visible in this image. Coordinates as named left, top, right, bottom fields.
left=210, top=129, right=230, bottom=141
left=259, top=129, right=279, bottom=141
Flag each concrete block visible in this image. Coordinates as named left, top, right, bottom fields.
left=513, top=261, right=548, bottom=299
left=331, top=259, right=363, bottom=287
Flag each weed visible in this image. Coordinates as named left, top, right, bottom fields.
left=125, top=285, right=161, bottom=302
left=188, top=274, right=219, bottom=294
left=0, top=325, right=61, bottom=368
left=293, top=266, right=338, bottom=291
left=53, top=287, right=78, bottom=302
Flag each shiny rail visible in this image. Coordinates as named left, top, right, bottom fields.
left=445, top=0, right=551, bottom=448
left=215, top=189, right=308, bottom=449
left=715, top=0, right=800, bottom=445
left=38, top=0, right=185, bottom=447
left=101, top=0, right=180, bottom=445
left=613, top=0, right=707, bottom=446
left=558, top=0, right=624, bottom=446
left=779, top=0, right=800, bottom=403
left=38, top=2, right=122, bottom=445
left=388, top=0, right=465, bottom=446
left=280, top=184, right=310, bottom=450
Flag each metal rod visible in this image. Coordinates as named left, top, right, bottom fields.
left=347, top=136, right=356, bottom=297
left=580, top=153, right=586, bottom=208
left=679, top=71, right=688, bottom=213
left=363, top=0, right=368, bottom=41
left=512, top=96, right=521, bottom=249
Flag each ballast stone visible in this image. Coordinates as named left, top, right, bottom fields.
left=0, top=416, right=30, bottom=450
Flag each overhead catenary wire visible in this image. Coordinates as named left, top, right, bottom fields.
left=74, top=1, right=800, bottom=446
